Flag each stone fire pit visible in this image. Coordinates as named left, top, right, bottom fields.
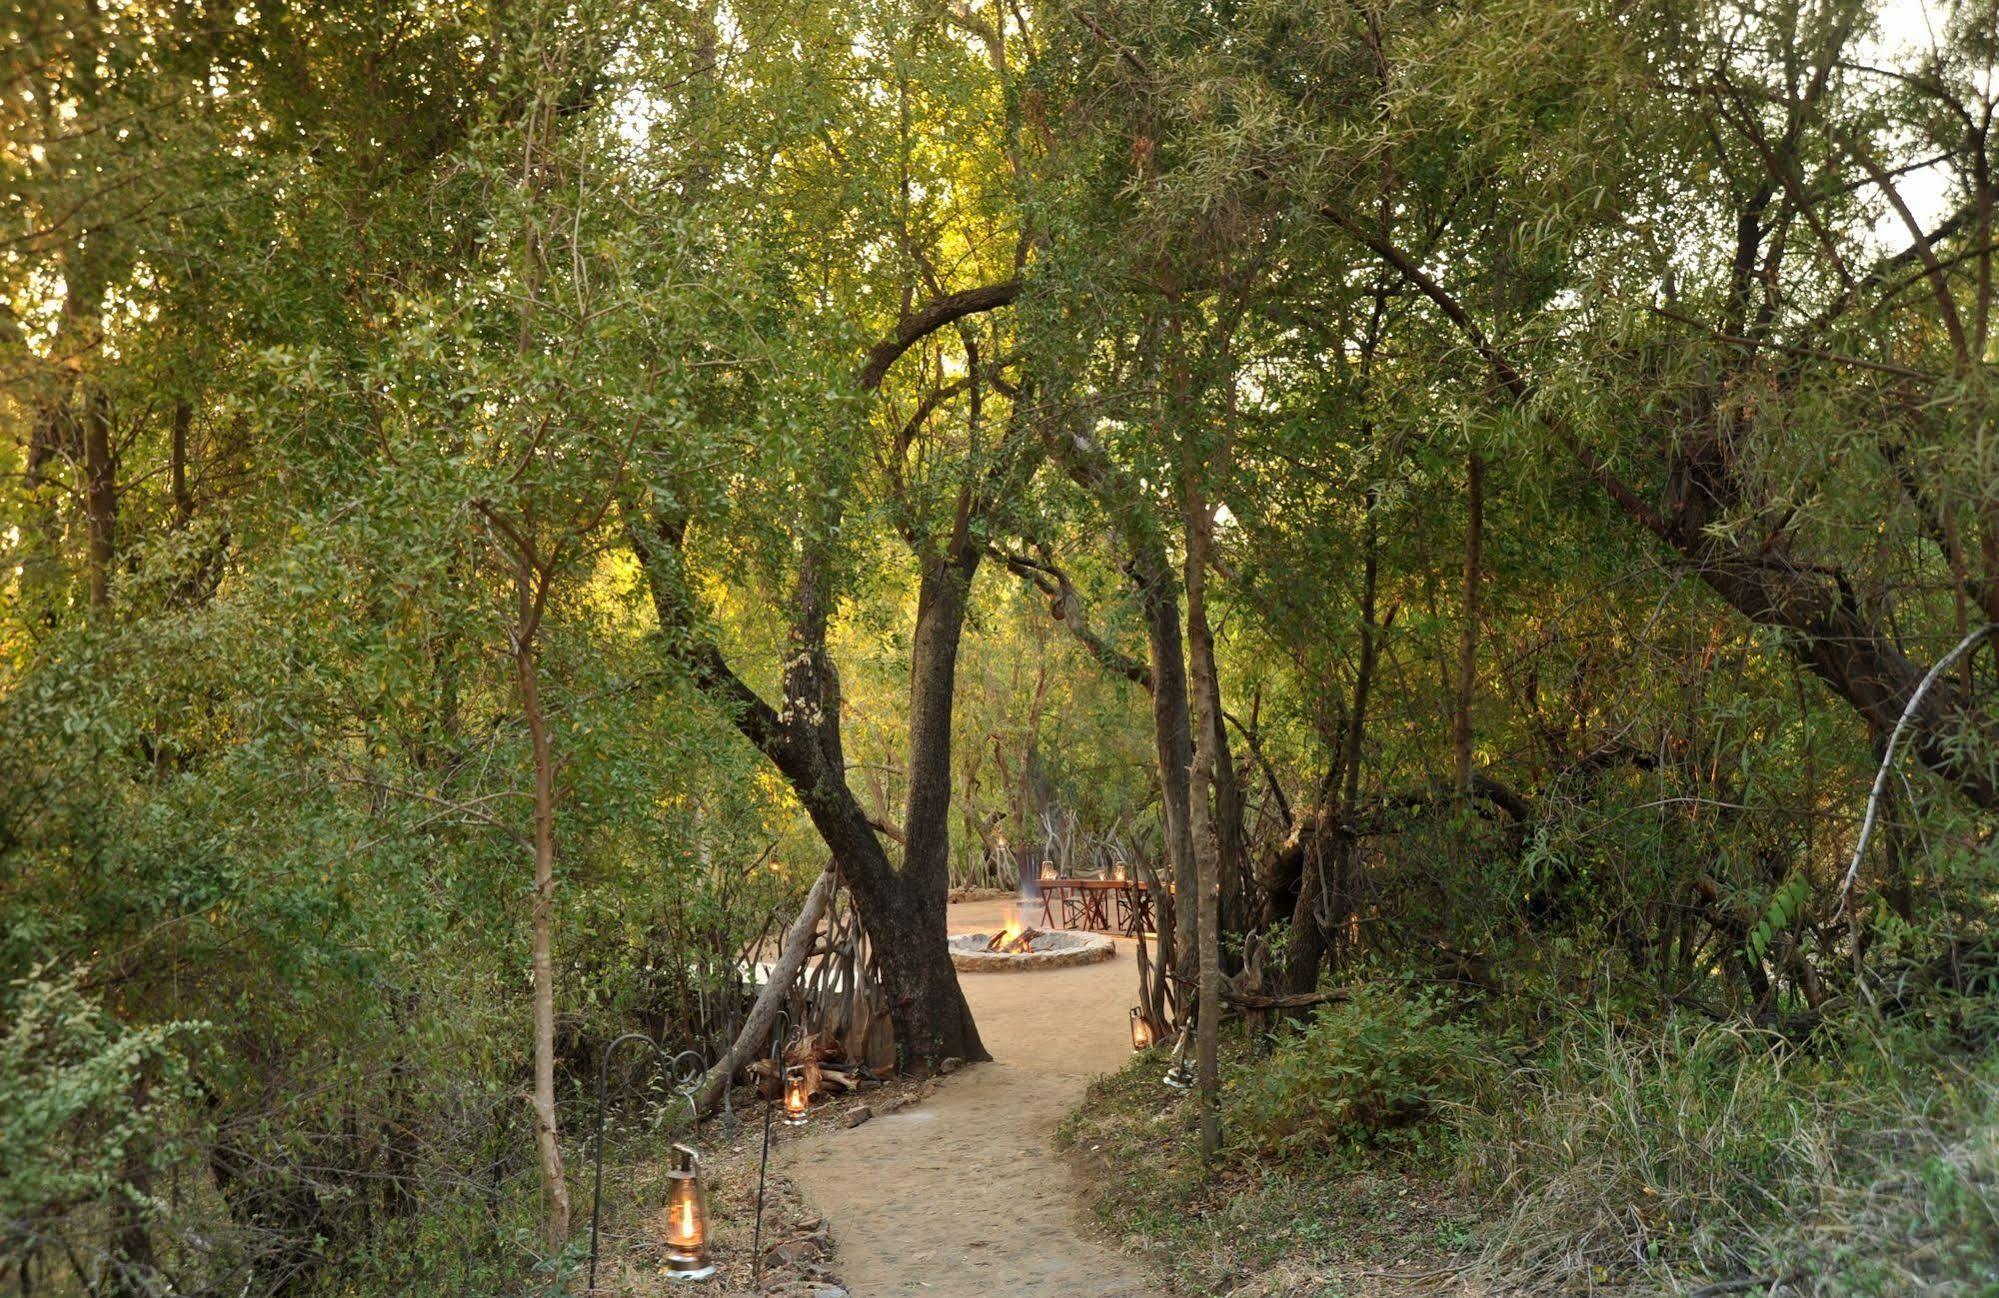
left=947, top=928, right=1115, bottom=973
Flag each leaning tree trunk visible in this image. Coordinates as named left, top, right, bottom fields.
left=694, top=866, right=836, bottom=1114
left=630, top=516, right=985, bottom=1071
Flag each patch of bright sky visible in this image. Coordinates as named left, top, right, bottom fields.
left=1862, top=0, right=1978, bottom=236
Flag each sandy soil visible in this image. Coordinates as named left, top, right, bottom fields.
left=785, top=898, right=1171, bottom=1297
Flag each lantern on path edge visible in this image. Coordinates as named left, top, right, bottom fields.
left=660, top=1142, right=715, bottom=1281
left=1129, top=1007, right=1154, bottom=1052
left=783, top=1067, right=810, bottom=1126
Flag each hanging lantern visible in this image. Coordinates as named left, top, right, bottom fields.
left=783, top=1068, right=810, bottom=1126
left=1129, top=1008, right=1154, bottom=1052
left=660, top=1142, right=715, bottom=1282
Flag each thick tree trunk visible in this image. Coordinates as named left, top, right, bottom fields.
left=628, top=281, right=1016, bottom=1072
left=890, top=541, right=990, bottom=1063
left=903, top=548, right=976, bottom=921
left=512, top=619, right=570, bottom=1251
left=629, top=521, right=985, bottom=1070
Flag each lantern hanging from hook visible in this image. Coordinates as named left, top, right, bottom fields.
left=660, top=1142, right=716, bottom=1282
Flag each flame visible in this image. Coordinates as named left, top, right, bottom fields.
left=985, top=917, right=1037, bottom=954
left=676, top=1198, right=696, bottom=1241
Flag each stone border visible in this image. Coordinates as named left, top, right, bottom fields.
left=946, top=930, right=1116, bottom=973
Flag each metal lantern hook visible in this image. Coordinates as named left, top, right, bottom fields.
left=586, top=1036, right=712, bottom=1291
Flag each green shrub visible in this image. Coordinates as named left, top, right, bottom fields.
left=1230, top=984, right=1492, bottom=1159
left=0, top=966, right=199, bottom=1241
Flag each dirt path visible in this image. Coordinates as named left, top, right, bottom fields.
left=785, top=899, right=1169, bottom=1297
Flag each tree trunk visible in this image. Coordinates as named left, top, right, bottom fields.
left=1453, top=449, right=1484, bottom=793
left=82, top=389, right=115, bottom=607
left=512, top=614, right=570, bottom=1252
left=629, top=519, right=986, bottom=1071
left=105, top=1078, right=157, bottom=1298
left=694, top=866, right=836, bottom=1114
left=1280, top=832, right=1331, bottom=997
left=890, top=540, right=991, bottom=1063
left=1130, top=540, right=1199, bottom=1016
left=1184, top=483, right=1223, bottom=1163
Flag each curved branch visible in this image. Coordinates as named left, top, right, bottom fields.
left=855, top=279, right=1021, bottom=392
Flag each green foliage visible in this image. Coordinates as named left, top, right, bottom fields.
left=1462, top=1000, right=1999, bottom=1293
left=1748, top=872, right=1814, bottom=967
left=1230, top=986, right=1494, bottom=1159
left=0, top=967, right=198, bottom=1231
left=8, top=0, right=1999, bottom=1291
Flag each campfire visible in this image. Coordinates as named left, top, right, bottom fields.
left=984, top=921, right=1042, bottom=954
left=948, top=925, right=1113, bottom=972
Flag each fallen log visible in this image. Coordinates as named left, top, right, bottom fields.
left=1219, top=987, right=1355, bottom=1011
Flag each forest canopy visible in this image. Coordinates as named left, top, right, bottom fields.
left=3, top=0, right=1997, bottom=1292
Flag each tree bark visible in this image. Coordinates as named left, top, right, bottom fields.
left=694, top=865, right=836, bottom=1114
left=1453, top=449, right=1484, bottom=793
left=888, top=536, right=992, bottom=1061
left=1184, top=481, right=1223, bottom=1162
left=1041, top=428, right=1199, bottom=1019
left=629, top=519, right=986, bottom=1070
left=1132, top=540, right=1200, bottom=1015
left=81, top=389, right=115, bottom=607
left=510, top=580, right=570, bottom=1252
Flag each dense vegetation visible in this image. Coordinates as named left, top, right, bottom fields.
left=4, top=0, right=1996, bottom=1293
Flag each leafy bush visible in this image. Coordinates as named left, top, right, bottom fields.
left=1230, top=985, right=1493, bottom=1159
left=0, top=966, right=199, bottom=1255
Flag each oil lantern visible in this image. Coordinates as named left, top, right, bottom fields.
left=783, top=1068, right=810, bottom=1126
left=1129, top=1007, right=1154, bottom=1052
left=1112, top=861, right=1128, bottom=882
left=1039, top=860, right=1056, bottom=881
left=660, top=1142, right=715, bottom=1281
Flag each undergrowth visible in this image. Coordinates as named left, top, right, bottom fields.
left=1062, top=983, right=1999, bottom=1296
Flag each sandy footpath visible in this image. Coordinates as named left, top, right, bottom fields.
left=785, top=899, right=1170, bottom=1297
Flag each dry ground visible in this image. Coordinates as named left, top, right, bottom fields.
left=784, top=897, right=1172, bottom=1297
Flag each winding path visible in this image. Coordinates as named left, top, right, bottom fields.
left=786, top=899, right=1169, bottom=1297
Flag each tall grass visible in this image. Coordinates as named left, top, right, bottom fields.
left=1460, top=1005, right=1999, bottom=1294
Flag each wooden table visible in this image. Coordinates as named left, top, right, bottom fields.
left=1035, top=878, right=1161, bottom=936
